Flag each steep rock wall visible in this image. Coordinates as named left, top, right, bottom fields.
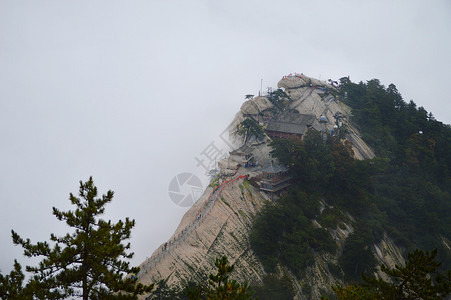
left=137, top=74, right=404, bottom=298
left=278, top=74, right=375, bottom=160
left=137, top=173, right=268, bottom=298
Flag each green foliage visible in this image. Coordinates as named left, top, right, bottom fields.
left=253, top=274, right=294, bottom=300
left=339, top=229, right=377, bottom=282
left=178, top=256, right=252, bottom=300
left=210, top=177, right=220, bottom=188
left=267, top=88, right=292, bottom=111
left=221, top=198, right=231, bottom=208
left=253, top=77, right=451, bottom=284
left=250, top=131, right=357, bottom=277
left=332, top=284, right=377, bottom=299
left=269, top=131, right=356, bottom=193
left=327, top=261, right=343, bottom=279
left=338, top=78, right=451, bottom=265
left=243, top=180, right=252, bottom=196
left=250, top=189, right=336, bottom=276
left=207, top=256, right=253, bottom=300
left=147, top=279, right=182, bottom=300
left=317, top=207, right=348, bottom=229
left=182, top=281, right=206, bottom=300
left=9, top=177, right=153, bottom=299
left=339, top=77, right=451, bottom=186
left=364, top=249, right=451, bottom=299
left=237, top=118, right=265, bottom=140
left=302, top=283, right=312, bottom=298
left=238, top=210, right=246, bottom=218
left=333, top=249, right=451, bottom=299
left=0, top=260, right=33, bottom=299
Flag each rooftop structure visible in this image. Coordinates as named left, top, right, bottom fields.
left=260, top=162, right=291, bottom=197
left=229, top=144, right=255, bottom=167
left=265, top=112, right=321, bottom=139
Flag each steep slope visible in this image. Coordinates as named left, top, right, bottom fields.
left=137, top=74, right=402, bottom=299
left=137, top=168, right=268, bottom=291
left=277, top=74, right=375, bottom=160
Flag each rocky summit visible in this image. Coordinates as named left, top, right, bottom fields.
left=137, top=74, right=404, bottom=299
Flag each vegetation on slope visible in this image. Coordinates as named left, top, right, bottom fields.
left=333, top=249, right=451, bottom=299
left=249, top=77, right=451, bottom=286
left=146, top=256, right=253, bottom=300
left=249, top=132, right=351, bottom=277
left=339, top=78, right=451, bottom=270
left=0, top=177, right=153, bottom=299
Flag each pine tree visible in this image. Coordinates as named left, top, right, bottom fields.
left=0, top=260, right=32, bottom=299
left=11, top=177, right=153, bottom=299
left=363, top=249, right=450, bottom=299
left=332, top=249, right=451, bottom=299
left=207, top=256, right=253, bottom=300
left=237, top=118, right=265, bottom=140
left=179, top=256, right=253, bottom=300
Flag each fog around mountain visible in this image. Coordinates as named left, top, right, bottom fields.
left=1, top=0, right=450, bottom=274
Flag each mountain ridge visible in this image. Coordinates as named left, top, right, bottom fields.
left=137, top=73, right=450, bottom=299
left=137, top=74, right=379, bottom=298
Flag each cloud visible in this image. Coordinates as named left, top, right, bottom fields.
left=0, top=0, right=450, bottom=273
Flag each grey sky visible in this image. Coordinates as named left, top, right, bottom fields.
left=1, top=0, right=450, bottom=273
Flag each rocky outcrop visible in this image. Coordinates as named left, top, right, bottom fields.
left=373, top=233, right=405, bottom=281
left=277, top=73, right=330, bottom=90
left=278, top=74, right=375, bottom=160
left=240, top=96, right=273, bottom=116
left=227, top=74, right=375, bottom=160
left=137, top=169, right=269, bottom=298
left=137, top=74, right=397, bottom=298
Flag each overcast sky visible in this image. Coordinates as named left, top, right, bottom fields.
left=1, top=0, right=450, bottom=274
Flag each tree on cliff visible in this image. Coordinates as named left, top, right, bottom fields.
left=237, top=118, right=265, bottom=140
left=207, top=256, right=252, bottom=300
left=172, top=256, right=252, bottom=300
left=332, top=249, right=451, bottom=299
left=267, top=88, right=292, bottom=111
left=9, top=177, right=153, bottom=299
left=0, top=260, right=32, bottom=299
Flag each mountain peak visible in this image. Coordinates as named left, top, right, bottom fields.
left=137, top=74, right=378, bottom=298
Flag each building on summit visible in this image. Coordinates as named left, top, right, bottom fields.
left=265, top=111, right=321, bottom=140
left=260, top=161, right=291, bottom=199
left=229, top=144, right=255, bottom=168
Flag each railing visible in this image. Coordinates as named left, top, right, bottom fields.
left=138, top=167, right=246, bottom=279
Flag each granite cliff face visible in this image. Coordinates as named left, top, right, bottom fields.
left=137, top=172, right=268, bottom=288
left=137, top=74, right=403, bottom=299
left=276, top=74, right=375, bottom=160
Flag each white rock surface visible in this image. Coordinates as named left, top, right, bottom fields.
left=281, top=77, right=375, bottom=160
left=240, top=96, right=273, bottom=115
left=373, top=233, right=405, bottom=281
left=137, top=170, right=268, bottom=299
left=137, top=74, right=384, bottom=299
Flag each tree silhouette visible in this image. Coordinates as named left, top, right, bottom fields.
left=10, top=177, right=153, bottom=299
left=207, top=256, right=252, bottom=300
left=0, top=260, right=32, bottom=299
left=333, top=249, right=451, bottom=299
